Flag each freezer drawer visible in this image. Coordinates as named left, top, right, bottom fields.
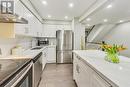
left=57, top=51, right=72, bottom=63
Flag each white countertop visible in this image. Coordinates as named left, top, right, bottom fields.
left=73, top=50, right=130, bottom=87
left=0, top=45, right=56, bottom=59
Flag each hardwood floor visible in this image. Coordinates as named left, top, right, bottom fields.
left=38, top=64, right=77, bottom=87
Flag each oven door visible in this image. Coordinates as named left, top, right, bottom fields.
left=5, top=62, right=33, bottom=87
left=15, top=66, right=33, bottom=87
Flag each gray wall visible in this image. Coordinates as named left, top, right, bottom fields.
left=86, top=22, right=130, bottom=57
left=102, top=22, right=130, bottom=57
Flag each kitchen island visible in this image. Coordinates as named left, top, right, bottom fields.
left=73, top=50, right=130, bottom=87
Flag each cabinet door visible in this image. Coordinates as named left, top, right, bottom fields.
left=73, top=55, right=79, bottom=80
left=73, top=55, right=90, bottom=87
left=78, top=59, right=91, bottom=87
left=14, top=1, right=25, bottom=36
left=28, top=12, right=35, bottom=37
left=43, top=25, right=56, bottom=37
left=91, top=72, right=111, bottom=87
left=42, top=49, right=47, bottom=70
left=37, top=21, right=43, bottom=37
left=73, top=56, right=81, bottom=87
left=22, top=4, right=31, bottom=36
left=14, top=0, right=23, bottom=16
left=47, top=47, right=56, bottom=63
left=73, top=54, right=112, bottom=87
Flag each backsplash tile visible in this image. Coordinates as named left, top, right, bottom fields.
left=0, top=36, right=37, bottom=56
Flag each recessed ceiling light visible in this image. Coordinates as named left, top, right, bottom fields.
left=65, top=16, right=68, bottom=19
left=48, top=15, right=51, bottom=18
left=69, top=3, right=74, bottom=8
left=119, top=20, right=123, bottom=23
left=87, top=24, right=90, bottom=26
left=18, top=16, right=22, bottom=19
left=86, top=18, right=91, bottom=21
left=103, top=19, right=108, bottom=22
left=107, top=4, right=112, bottom=8
left=42, top=1, right=47, bottom=5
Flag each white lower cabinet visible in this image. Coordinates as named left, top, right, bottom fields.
left=42, top=48, right=47, bottom=70
left=0, top=0, right=43, bottom=38
left=91, top=72, right=111, bottom=87
left=47, top=46, right=56, bottom=63
left=73, top=54, right=112, bottom=87
left=42, top=46, right=56, bottom=69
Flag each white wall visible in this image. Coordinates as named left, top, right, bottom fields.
left=87, top=22, right=130, bottom=57
left=87, top=24, right=115, bottom=42
left=86, top=24, right=115, bottom=49
left=72, top=18, right=85, bottom=50
left=102, top=22, right=130, bottom=57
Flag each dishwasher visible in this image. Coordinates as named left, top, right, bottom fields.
left=33, top=52, right=43, bottom=87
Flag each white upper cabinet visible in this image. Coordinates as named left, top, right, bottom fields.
left=43, top=24, right=71, bottom=37
left=43, top=24, right=57, bottom=37
left=14, top=0, right=24, bottom=16
left=0, top=0, right=43, bottom=38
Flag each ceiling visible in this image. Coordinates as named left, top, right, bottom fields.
left=30, top=0, right=97, bottom=21
left=82, top=0, right=130, bottom=26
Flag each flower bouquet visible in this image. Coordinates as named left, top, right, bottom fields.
left=101, top=44, right=127, bottom=63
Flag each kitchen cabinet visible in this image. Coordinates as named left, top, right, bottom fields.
left=41, top=46, right=56, bottom=69
left=35, top=20, right=43, bottom=37
left=73, top=55, right=91, bottom=87
left=0, top=0, right=43, bottom=38
left=73, top=53, right=112, bottom=87
left=15, top=1, right=30, bottom=36
left=47, top=46, right=56, bottom=63
left=42, top=48, right=47, bottom=70
left=15, top=1, right=43, bottom=37
left=43, top=24, right=71, bottom=37
left=91, top=72, right=111, bottom=87
left=43, top=25, right=57, bottom=37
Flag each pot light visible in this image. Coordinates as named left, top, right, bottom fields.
left=119, top=20, right=123, bottom=23
left=18, top=16, right=22, bottom=19
left=87, top=24, right=90, bottom=26
left=107, top=4, right=112, bottom=8
left=103, top=19, right=108, bottom=22
left=86, top=18, right=91, bottom=21
left=42, top=1, right=47, bottom=5
left=48, top=15, right=51, bottom=18
left=69, top=3, right=74, bottom=8
left=65, top=16, right=68, bottom=19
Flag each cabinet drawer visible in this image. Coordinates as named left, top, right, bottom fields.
left=91, top=72, right=112, bottom=87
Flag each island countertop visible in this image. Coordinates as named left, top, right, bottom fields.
left=73, top=50, right=130, bottom=87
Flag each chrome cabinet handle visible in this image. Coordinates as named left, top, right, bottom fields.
left=76, top=55, right=80, bottom=60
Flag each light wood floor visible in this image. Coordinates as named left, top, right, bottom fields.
left=38, top=64, right=77, bottom=87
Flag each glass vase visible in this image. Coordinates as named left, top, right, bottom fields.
left=105, top=53, right=120, bottom=63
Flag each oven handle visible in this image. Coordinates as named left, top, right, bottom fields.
left=33, top=52, right=42, bottom=63
left=11, top=62, right=33, bottom=87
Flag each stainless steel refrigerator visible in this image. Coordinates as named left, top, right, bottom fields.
left=56, top=30, right=73, bottom=63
